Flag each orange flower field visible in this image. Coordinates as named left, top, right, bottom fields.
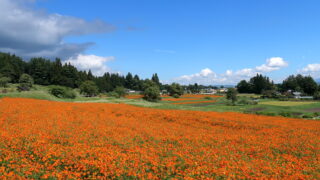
left=0, top=98, right=319, bottom=179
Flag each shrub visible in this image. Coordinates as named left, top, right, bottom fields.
left=279, top=112, right=293, bottom=118
left=172, top=94, right=180, bottom=98
left=238, top=98, right=258, bottom=105
left=302, top=114, right=313, bottom=119
left=168, top=83, right=184, bottom=98
left=313, top=91, right=320, bottom=100
left=261, top=90, right=280, bottom=99
left=204, top=96, right=213, bottom=100
left=17, top=74, right=33, bottom=91
left=143, top=85, right=161, bottom=102
left=313, top=112, right=320, bottom=117
left=226, top=88, right=238, bottom=105
left=80, top=81, right=99, bottom=97
left=112, top=86, right=127, bottom=98
left=49, top=86, right=76, bottom=99
left=255, top=112, right=276, bottom=116
left=0, top=76, right=11, bottom=88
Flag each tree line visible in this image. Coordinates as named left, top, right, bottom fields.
left=236, top=74, right=319, bottom=96
left=0, top=52, right=161, bottom=93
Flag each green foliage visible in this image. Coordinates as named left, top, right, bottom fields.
left=237, top=98, right=257, bottom=105
left=279, top=112, right=294, bottom=118
left=187, top=83, right=200, bottom=94
left=0, top=76, right=11, bottom=88
left=107, top=91, right=120, bottom=98
left=261, top=90, right=280, bottom=99
left=125, top=73, right=134, bottom=89
left=249, top=74, right=274, bottom=94
left=172, top=94, right=180, bottom=98
left=281, top=74, right=318, bottom=95
left=151, top=73, right=161, bottom=88
left=204, top=96, right=213, bottom=100
left=17, top=74, right=33, bottom=91
left=143, top=82, right=161, bottom=102
left=0, top=52, right=149, bottom=92
left=168, top=83, right=184, bottom=97
left=226, top=88, right=238, bottom=105
left=49, top=85, right=76, bottom=99
left=80, top=81, right=99, bottom=97
left=236, top=74, right=274, bottom=94
left=112, top=86, right=127, bottom=98
left=236, top=80, right=252, bottom=93
left=314, top=91, right=320, bottom=100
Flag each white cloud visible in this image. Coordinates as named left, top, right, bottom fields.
left=255, top=57, right=288, bottom=72
left=0, top=0, right=115, bottom=59
left=300, top=63, right=320, bottom=79
left=64, top=54, right=115, bottom=76
left=199, top=68, right=214, bottom=76
left=225, top=70, right=233, bottom=76
left=170, top=57, right=288, bottom=85
left=301, top=64, right=320, bottom=73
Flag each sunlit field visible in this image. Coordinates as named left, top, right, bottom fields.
left=0, top=98, right=319, bottom=179
left=259, top=101, right=317, bottom=107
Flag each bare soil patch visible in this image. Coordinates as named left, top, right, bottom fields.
left=304, top=108, right=320, bottom=112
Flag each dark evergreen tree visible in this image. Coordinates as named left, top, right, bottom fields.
left=28, top=58, right=51, bottom=85
left=133, top=75, right=142, bottom=91
left=151, top=73, right=161, bottom=88
left=125, top=72, right=134, bottom=89
left=50, top=58, right=63, bottom=85
left=236, top=80, right=252, bottom=93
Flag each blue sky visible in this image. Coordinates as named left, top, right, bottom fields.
left=1, top=0, right=320, bottom=84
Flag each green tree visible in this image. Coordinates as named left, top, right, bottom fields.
left=226, top=88, right=238, bottom=105
left=313, top=91, right=320, bottom=100
left=87, top=70, right=95, bottom=81
left=151, top=73, right=161, bottom=87
left=133, top=75, right=142, bottom=91
left=17, top=74, right=34, bottom=91
left=50, top=58, right=63, bottom=85
left=60, top=63, right=79, bottom=88
left=112, top=86, right=127, bottom=98
left=80, top=81, right=99, bottom=97
left=49, top=85, right=76, bottom=99
left=125, top=72, right=134, bottom=89
left=28, top=58, right=51, bottom=85
left=168, top=83, right=184, bottom=97
left=249, top=74, right=274, bottom=94
left=236, top=80, right=252, bottom=93
left=188, top=83, right=200, bottom=94
left=281, top=74, right=318, bottom=95
left=281, top=75, right=298, bottom=91
left=0, top=76, right=11, bottom=88
left=301, top=76, right=318, bottom=95
left=143, top=84, right=161, bottom=102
